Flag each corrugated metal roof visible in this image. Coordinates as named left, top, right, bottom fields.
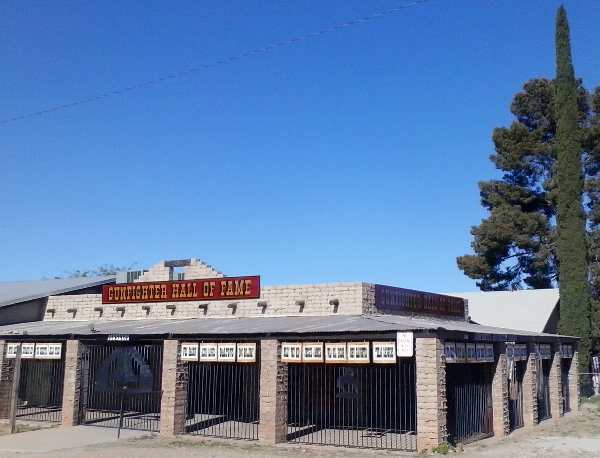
left=0, top=313, right=576, bottom=340
left=449, top=289, right=559, bottom=333
left=0, top=276, right=116, bottom=308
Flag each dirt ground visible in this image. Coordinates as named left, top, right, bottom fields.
left=2, top=399, right=600, bottom=457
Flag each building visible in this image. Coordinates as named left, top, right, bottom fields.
left=451, top=289, right=560, bottom=333
left=0, top=275, right=115, bottom=325
left=0, top=258, right=579, bottom=452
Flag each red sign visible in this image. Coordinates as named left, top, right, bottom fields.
left=102, top=275, right=260, bottom=304
left=375, top=285, right=465, bottom=318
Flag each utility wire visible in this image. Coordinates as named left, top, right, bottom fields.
left=0, top=1, right=428, bottom=125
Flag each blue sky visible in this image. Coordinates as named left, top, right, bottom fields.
left=1, top=0, right=599, bottom=291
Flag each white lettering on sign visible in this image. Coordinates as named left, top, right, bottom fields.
left=396, top=332, right=413, bottom=357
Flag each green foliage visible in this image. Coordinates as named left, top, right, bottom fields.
left=554, top=6, right=591, bottom=370
left=457, top=6, right=600, bottom=368
left=67, top=264, right=137, bottom=278
left=431, top=442, right=450, bottom=454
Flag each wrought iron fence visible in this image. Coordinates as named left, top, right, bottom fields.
left=79, top=343, right=163, bottom=432
left=16, top=358, right=65, bottom=422
left=508, top=360, right=525, bottom=431
left=446, top=364, right=493, bottom=445
left=185, top=361, right=260, bottom=440
left=287, top=360, right=416, bottom=451
left=537, top=359, right=552, bottom=421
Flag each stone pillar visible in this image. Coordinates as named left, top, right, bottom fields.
left=522, top=345, right=538, bottom=427
left=160, top=340, right=188, bottom=436
left=0, top=340, right=13, bottom=419
left=258, top=339, right=288, bottom=444
left=491, top=343, right=509, bottom=437
left=415, top=337, right=447, bottom=453
left=568, top=351, right=580, bottom=412
left=62, top=340, right=83, bottom=426
left=548, top=347, right=563, bottom=420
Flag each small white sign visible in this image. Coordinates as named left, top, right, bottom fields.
left=455, top=343, right=466, bottom=362
left=181, top=343, right=199, bottom=361
left=396, top=332, right=413, bottom=357
left=217, top=343, right=236, bottom=362
left=325, top=343, right=347, bottom=363
left=347, top=342, right=370, bottom=363
left=302, top=343, right=323, bottom=362
left=199, top=343, right=218, bottom=361
left=237, top=343, right=257, bottom=363
left=281, top=343, right=302, bottom=362
left=373, top=341, right=396, bottom=364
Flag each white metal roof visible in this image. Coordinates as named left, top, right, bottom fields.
left=448, top=289, right=559, bottom=333
left=0, top=276, right=116, bottom=308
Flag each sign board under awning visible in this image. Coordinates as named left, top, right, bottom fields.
left=102, top=275, right=260, bottom=304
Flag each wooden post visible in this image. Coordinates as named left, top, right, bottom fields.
left=8, top=344, right=22, bottom=434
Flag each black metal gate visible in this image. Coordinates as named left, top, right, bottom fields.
left=537, top=359, right=552, bottom=421
left=79, top=343, right=163, bottom=432
left=186, top=361, right=260, bottom=440
left=16, top=356, right=65, bottom=422
left=447, top=364, right=493, bottom=445
left=508, top=360, right=525, bottom=431
left=561, top=359, right=571, bottom=414
left=287, top=360, right=416, bottom=451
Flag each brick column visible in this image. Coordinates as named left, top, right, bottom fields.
left=522, top=346, right=538, bottom=427
left=568, top=352, right=580, bottom=412
left=258, top=339, right=288, bottom=444
left=0, top=340, right=12, bottom=419
left=491, top=343, right=509, bottom=437
left=548, top=347, right=563, bottom=420
left=415, top=337, right=446, bottom=452
left=62, top=340, right=83, bottom=426
left=160, top=340, right=188, bottom=436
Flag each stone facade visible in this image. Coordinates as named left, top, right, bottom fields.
left=43, top=283, right=365, bottom=321
left=136, top=259, right=223, bottom=283
left=160, top=340, right=188, bottom=437
left=415, top=337, right=446, bottom=452
left=61, top=340, right=83, bottom=426
left=258, top=339, right=288, bottom=444
left=0, top=340, right=12, bottom=419
left=568, top=352, right=580, bottom=412
left=491, top=343, right=509, bottom=437
left=522, top=346, right=539, bottom=426
left=548, top=348, right=563, bottom=420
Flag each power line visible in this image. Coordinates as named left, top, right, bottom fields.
left=0, top=1, right=428, bottom=126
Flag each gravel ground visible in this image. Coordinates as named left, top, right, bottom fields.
left=1, top=399, right=599, bottom=457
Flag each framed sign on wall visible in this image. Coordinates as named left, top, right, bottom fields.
left=281, top=343, right=302, bottom=362
left=325, top=343, right=347, bottom=363
left=217, top=343, right=236, bottom=362
left=347, top=342, right=370, bottom=363
left=372, top=341, right=396, bottom=364
left=199, top=343, right=218, bottom=361
left=181, top=343, right=199, bottom=361
left=302, top=343, right=323, bottom=362
left=237, top=343, right=257, bottom=363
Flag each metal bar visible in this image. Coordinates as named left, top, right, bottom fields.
left=9, top=344, right=22, bottom=434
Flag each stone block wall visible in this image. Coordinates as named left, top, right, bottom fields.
left=43, top=283, right=364, bottom=321
left=415, top=337, right=447, bottom=452
left=136, top=259, right=224, bottom=283
left=522, top=346, right=539, bottom=426
left=0, top=341, right=12, bottom=419
left=258, top=339, right=288, bottom=444
left=568, top=352, right=580, bottom=412
left=61, top=340, right=83, bottom=426
left=160, top=340, right=188, bottom=436
left=548, top=348, right=563, bottom=420
left=491, top=343, right=509, bottom=437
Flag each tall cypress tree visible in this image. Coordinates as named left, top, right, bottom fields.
left=555, top=6, right=591, bottom=371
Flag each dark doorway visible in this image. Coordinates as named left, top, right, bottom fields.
left=79, top=343, right=163, bottom=431
left=537, top=359, right=552, bottom=421
left=508, top=360, right=525, bottom=431
left=561, top=358, right=572, bottom=414
left=446, top=364, right=494, bottom=445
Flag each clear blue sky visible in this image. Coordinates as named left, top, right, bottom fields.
left=1, top=0, right=599, bottom=291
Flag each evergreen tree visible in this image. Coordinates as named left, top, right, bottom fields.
left=457, top=8, right=600, bottom=367
left=554, top=6, right=591, bottom=371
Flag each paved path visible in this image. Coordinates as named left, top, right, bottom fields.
left=0, top=426, right=154, bottom=453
